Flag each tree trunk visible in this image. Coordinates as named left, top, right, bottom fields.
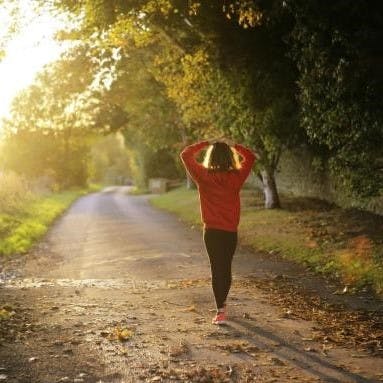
left=178, top=122, right=196, bottom=190
left=260, top=169, right=281, bottom=209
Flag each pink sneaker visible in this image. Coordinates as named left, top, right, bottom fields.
left=212, top=309, right=227, bottom=325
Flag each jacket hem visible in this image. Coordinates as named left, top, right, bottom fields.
left=203, top=223, right=238, bottom=233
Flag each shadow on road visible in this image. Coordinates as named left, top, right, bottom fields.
left=229, top=317, right=375, bottom=383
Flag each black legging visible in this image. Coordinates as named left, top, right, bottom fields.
left=203, top=228, right=238, bottom=309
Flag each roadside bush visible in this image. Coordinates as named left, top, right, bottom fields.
left=0, top=171, right=35, bottom=214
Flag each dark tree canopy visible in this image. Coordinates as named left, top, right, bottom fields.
left=288, top=0, right=383, bottom=196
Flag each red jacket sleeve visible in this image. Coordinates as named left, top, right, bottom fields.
left=234, top=144, right=256, bottom=185
left=180, top=141, right=209, bottom=183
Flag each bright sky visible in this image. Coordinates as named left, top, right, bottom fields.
left=0, top=1, right=72, bottom=135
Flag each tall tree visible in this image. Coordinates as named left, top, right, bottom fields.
left=288, top=0, right=383, bottom=197
left=3, top=43, right=127, bottom=187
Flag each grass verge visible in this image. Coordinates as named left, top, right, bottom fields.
left=127, top=186, right=150, bottom=195
left=150, top=186, right=383, bottom=294
left=0, top=186, right=101, bottom=256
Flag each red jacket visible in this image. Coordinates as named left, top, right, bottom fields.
left=180, top=141, right=256, bottom=232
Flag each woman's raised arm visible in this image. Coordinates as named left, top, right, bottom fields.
left=233, top=144, right=256, bottom=184
left=180, top=141, right=209, bottom=182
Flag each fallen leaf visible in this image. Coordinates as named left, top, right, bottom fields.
left=117, top=328, right=134, bottom=341
left=226, top=365, right=234, bottom=376
left=305, top=240, right=318, bottom=248
left=28, top=357, right=38, bottom=362
left=106, top=326, right=134, bottom=342
left=0, top=308, right=14, bottom=320
left=169, top=341, right=189, bottom=357
left=181, top=305, right=196, bottom=312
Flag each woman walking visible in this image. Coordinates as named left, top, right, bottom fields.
left=180, top=138, right=256, bottom=325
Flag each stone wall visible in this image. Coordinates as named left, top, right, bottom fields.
left=275, top=147, right=331, bottom=200
left=251, top=146, right=382, bottom=215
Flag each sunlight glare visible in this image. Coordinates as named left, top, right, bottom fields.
left=0, top=1, right=72, bottom=134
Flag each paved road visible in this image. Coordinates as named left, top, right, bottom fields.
left=1, top=187, right=382, bottom=383
left=22, top=186, right=210, bottom=281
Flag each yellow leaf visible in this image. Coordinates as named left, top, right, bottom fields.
left=0, top=308, right=13, bottom=320
left=181, top=305, right=196, bottom=312
left=116, top=328, right=134, bottom=341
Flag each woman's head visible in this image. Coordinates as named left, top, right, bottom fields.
left=203, top=142, right=240, bottom=172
